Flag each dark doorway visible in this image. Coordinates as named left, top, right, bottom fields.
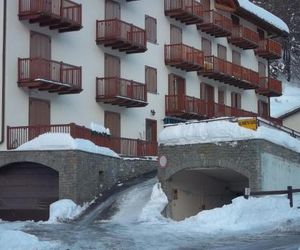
left=146, top=119, right=157, bottom=142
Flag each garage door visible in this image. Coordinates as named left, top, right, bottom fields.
left=0, top=162, right=59, bottom=221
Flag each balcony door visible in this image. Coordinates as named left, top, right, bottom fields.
left=105, top=111, right=121, bottom=153
left=202, top=38, right=212, bottom=57
left=258, top=100, right=269, bottom=118
left=202, top=0, right=211, bottom=11
left=105, top=0, right=120, bottom=19
left=217, top=44, right=227, bottom=60
left=170, top=25, right=182, bottom=44
left=169, top=74, right=186, bottom=111
left=105, top=54, right=121, bottom=96
left=201, top=83, right=215, bottom=117
left=146, top=119, right=157, bottom=142
left=258, top=62, right=266, bottom=77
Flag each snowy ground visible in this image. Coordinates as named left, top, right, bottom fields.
left=1, top=179, right=300, bottom=250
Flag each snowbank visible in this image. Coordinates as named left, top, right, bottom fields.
left=237, top=0, right=289, bottom=33
left=15, top=133, right=120, bottom=158
left=90, top=122, right=110, bottom=135
left=47, top=199, right=89, bottom=223
left=271, top=81, right=300, bottom=118
left=159, top=120, right=300, bottom=153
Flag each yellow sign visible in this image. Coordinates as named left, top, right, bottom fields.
left=238, top=118, right=258, bottom=131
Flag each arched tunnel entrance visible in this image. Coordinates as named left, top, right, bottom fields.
left=0, top=162, right=59, bottom=221
left=165, top=168, right=249, bottom=221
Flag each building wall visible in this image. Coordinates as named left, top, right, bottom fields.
left=282, top=112, right=300, bottom=132
left=0, top=0, right=3, bottom=143
left=0, top=0, right=272, bottom=150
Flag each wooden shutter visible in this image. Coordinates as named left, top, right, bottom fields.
left=105, top=0, right=120, bottom=19
left=232, top=51, right=241, bottom=65
left=231, top=92, right=241, bottom=108
left=168, top=74, right=185, bottom=95
left=145, top=15, right=157, bottom=43
left=145, top=66, right=157, bottom=93
left=202, top=0, right=211, bottom=10
left=258, top=100, right=269, bottom=117
left=30, top=31, right=51, bottom=59
left=170, top=25, right=182, bottom=44
left=217, top=44, right=227, bottom=60
left=146, top=119, right=157, bottom=142
left=202, top=38, right=212, bottom=56
left=29, top=98, right=50, bottom=126
left=218, top=90, right=225, bottom=105
left=105, top=111, right=120, bottom=137
left=105, top=54, right=120, bottom=77
left=258, top=62, right=266, bottom=77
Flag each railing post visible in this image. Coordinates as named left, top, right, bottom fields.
left=6, top=126, right=10, bottom=150
left=60, top=61, right=63, bottom=83
left=288, top=186, right=293, bottom=208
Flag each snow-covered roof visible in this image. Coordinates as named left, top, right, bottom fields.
left=159, top=120, right=300, bottom=153
left=271, top=80, right=300, bottom=118
left=237, top=0, right=289, bottom=34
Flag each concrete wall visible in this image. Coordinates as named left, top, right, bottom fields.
left=0, top=0, right=271, bottom=150
left=0, top=150, right=157, bottom=204
left=158, top=139, right=300, bottom=220
left=282, top=112, right=300, bottom=133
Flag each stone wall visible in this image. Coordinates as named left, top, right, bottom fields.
left=0, top=150, right=157, bottom=204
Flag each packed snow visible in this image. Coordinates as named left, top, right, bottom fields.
left=271, top=81, right=300, bottom=118
left=159, top=119, right=300, bottom=153
left=237, top=0, right=289, bottom=33
left=15, top=133, right=120, bottom=158
left=90, top=122, right=110, bottom=135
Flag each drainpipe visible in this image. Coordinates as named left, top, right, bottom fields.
left=0, top=0, right=7, bottom=145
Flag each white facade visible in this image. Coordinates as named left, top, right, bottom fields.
left=0, top=0, right=284, bottom=150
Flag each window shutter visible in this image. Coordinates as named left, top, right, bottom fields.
left=145, top=16, right=157, bottom=43
left=145, top=66, right=157, bottom=93
left=237, top=93, right=241, bottom=109
left=231, top=92, right=235, bottom=107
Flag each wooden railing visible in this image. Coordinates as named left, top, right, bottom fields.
left=231, top=25, right=259, bottom=45
left=165, top=43, right=204, bottom=68
left=96, top=77, right=147, bottom=102
left=255, top=39, right=282, bottom=58
left=258, top=77, right=282, bottom=95
left=96, top=19, right=146, bottom=48
left=202, top=56, right=259, bottom=88
left=7, top=124, right=158, bottom=156
left=202, top=10, right=232, bottom=32
left=164, top=0, right=203, bottom=18
left=19, top=0, right=82, bottom=26
left=18, top=57, right=82, bottom=90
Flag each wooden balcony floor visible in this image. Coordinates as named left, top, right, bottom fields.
left=256, top=89, right=282, bottom=97
left=228, top=38, right=258, bottom=50
left=96, top=38, right=147, bottom=54
left=96, top=96, right=148, bottom=108
left=166, top=61, right=203, bottom=72
left=165, top=10, right=203, bottom=25
left=197, top=23, right=231, bottom=37
left=255, top=51, right=281, bottom=60
left=166, top=110, right=206, bottom=120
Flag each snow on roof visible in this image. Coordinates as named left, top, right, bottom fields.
left=15, top=133, right=120, bottom=158
left=158, top=120, right=300, bottom=153
left=237, top=0, right=289, bottom=33
left=271, top=80, right=300, bottom=118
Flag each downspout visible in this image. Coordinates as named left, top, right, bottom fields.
left=0, top=0, right=7, bottom=145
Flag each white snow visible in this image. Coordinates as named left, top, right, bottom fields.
left=47, top=199, right=89, bottom=223
left=159, top=119, right=300, bottom=153
left=15, top=133, right=120, bottom=158
left=271, top=81, right=300, bottom=118
left=90, top=122, right=110, bottom=135
left=237, top=0, right=289, bottom=33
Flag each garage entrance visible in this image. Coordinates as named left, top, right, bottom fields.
left=0, top=162, right=59, bottom=221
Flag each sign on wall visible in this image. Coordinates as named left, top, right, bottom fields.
left=238, top=118, right=258, bottom=131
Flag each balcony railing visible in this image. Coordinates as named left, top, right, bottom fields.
left=164, top=0, right=204, bottom=25
left=165, top=43, right=204, bottom=71
left=19, top=0, right=82, bottom=32
left=7, top=124, right=158, bottom=156
left=256, top=77, right=282, bottom=97
left=198, top=56, right=259, bottom=89
left=96, top=77, right=148, bottom=108
left=96, top=19, right=147, bottom=54
left=18, top=57, right=82, bottom=95
left=197, top=10, right=232, bottom=37
left=165, top=95, right=281, bottom=124
left=255, top=39, right=282, bottom=60
left=228, top=25, right=259, bottom=50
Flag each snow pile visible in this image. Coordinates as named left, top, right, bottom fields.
left=139, top=183, right=168, bottom=222
left=159, top=120, right=300, bottom=153
left=271, top=81, right=300, bottom=118
left=15, top=133, right=120, bottom=158
left=0, top=229, right=57, bottom=250
left=90, top=122, right=110, bottom=135
left=47, top=199, right=89, bottom=223
left=237, top=0, right=289, bottom=33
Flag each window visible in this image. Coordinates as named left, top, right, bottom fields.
left=217, top=44, right=227, bottom=60
left=202, top=38, right=212, bottom=56
left=146, top=119, right=157, bottom=142
left=231, top=92, right=241, bottom=109
left=232, top=50, right=241, bottom=65
left=258, top=100, right=269, bottom=118
left=145, top=15, right=157, bottom=43
left=168, top=74, right=185, bottom=95
left=145, top=66, right=157, bottom=93
left=201, top=83, right=214, bottom=102
left=105, top=0, right=120, bottom=19
left=170, top=24, right=182, bottom=44
left=218, top=89, right=225, bottom=105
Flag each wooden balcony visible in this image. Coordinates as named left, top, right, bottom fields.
left=228, top=25, right=259, bottom=50
left=255, top=39, right=282, bottom=60
left=18, top=57, right=82, bottom=95
left=165, top=43, right=204, bottom=71
left=96, top=77, right=148, bottom=108
left=166, top=94, right=259, bottom=120
left=198, top=56, right=259, bottom=89
left=19, top=0, right=82, bottom=33
left=256, top=77, right=282, bottom=97
left=164, top=0, right=204, bottom=25
left=197, top=10, right=232, bottom=37
left=7, top=124, right=157, bottom=156
left=96, top=19, right=147, bottom=54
